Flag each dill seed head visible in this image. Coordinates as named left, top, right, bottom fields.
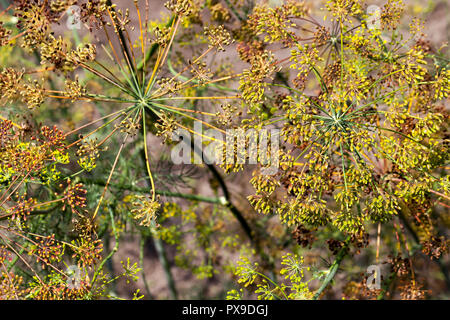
left=204, top=25, right=232, bottom=52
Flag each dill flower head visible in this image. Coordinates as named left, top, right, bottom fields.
left=130, top=195, right=161, bottom=227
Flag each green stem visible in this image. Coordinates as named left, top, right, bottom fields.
left=137, top=16, right=175, bottom=71
left=255, top=271, right=288, bottom=300
left=138, top=148, right=178, bottom=300
left=153, top=236, right=178, bottom=299
left=92, top=207, right=119, bottom=284
left=377, top=270, right=397, bottom=300
left=139, top=235, right=153, bottom=299
left=79, top=177, right=226, bottom=204
left=313, top=237, right=350, bottom=300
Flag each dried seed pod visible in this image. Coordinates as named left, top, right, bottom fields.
left=64, top=77, right=87, bottom=101
left=164, top=0, right=192, bottom=16
left=204, top=25, right=232, bottom=52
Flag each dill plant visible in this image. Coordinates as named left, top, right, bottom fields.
left=0, top=0, right=447, bottom=301
left=229, top=0, right=449, bottom=299
left=0, top=0, right=244, bottom=299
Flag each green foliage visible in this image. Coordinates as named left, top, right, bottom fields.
left=0, top=0, right=448, bottom=300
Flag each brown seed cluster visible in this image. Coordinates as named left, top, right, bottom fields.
left=0, top=22, right=11, bottom=46
left=292, top=224, right=316, bottom=248
left=204, top=25, right=232, bottom=52
left=7, top=195, right=37, bottom=221
left=62, top=180, right=88, bottom=212
left=32, top=234, right=64, bottom=269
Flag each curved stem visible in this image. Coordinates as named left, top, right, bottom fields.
left=142, top=108, right=156, bottom=201
left=313, top=237, right=350, bottom=300
left=153, top=236, right=178, bottom=299
left=190, top=141, right=254, bottom=243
